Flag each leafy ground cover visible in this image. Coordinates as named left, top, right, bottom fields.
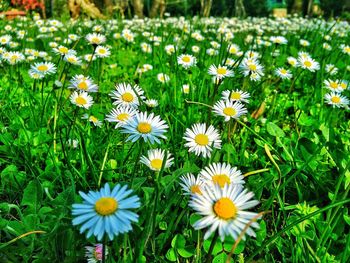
left=0, top=15, right=349, bottom=262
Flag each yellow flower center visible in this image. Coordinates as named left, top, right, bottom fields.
left=248, top=64, right=257, bottom=71
left=331, top=96, right=340, bottom=104
left=150, top=159, right=163, bottom=170
left=117, top=113, right=129, bottom=121
left=137, top=122, right=152, bottom=134
left=280, top=69, right=287, bottom=74
left=91, top=37, right=100, bottom=44
left=99, top=49, right=106, bottom=54
left=330, top=82, right=338, bottom=89
left=182, top=56, right=191, bottom=63
left=190, top=185, right=202, bottom=195
left=194, top=134, right=209, bottom=146
left=59, top=47, right=68, bottom=54
left=213, top=197, right=237, bottom=220
left=345, top=47, right=350, bottom=53
left=217, top=67, right=227, bottom=75
left=75, top=96, right=87, bottom=106
left=230, top=92, right=241, bottom=100
left=223, top=107, right=236, bottom=117
left=229, top=47, right=237, bottom=54
left=121, top=92, right=134, bottom=102
left=68, top=57, right=76, bottom=63
left=78, top=81, right=88, bottom=90
left=89, top=116, right=98, bottom=123
left=303, top=61, right=312, bottom=68
left=95, top=197, right=118, bottom=216
left=340, top=83, right=346, bottom=89
left=37, top=65, right=48, bottom=71
left=212, top=174, right=231, bottom=188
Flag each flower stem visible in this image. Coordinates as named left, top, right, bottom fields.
left=206, top=231, right=219, bottom=263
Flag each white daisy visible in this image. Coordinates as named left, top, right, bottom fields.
left=105, top=106, right=138, bottom=129
left=189, top=183, right=260, bottom=241
left=69, top=75, right=99, bottom=93
left=323, top=79, right=343, bottom=93
left=157, top=73, right=170, bottom=84
left=109, top=83, right=145, bottom=108
left=324, top=92, right=349, bottom=108
left=70, top=91, right=94, bottom=109
left=221, top=89, right=250, bottom=103
left=179, top=173, right=204, bottom=196
left=95, top=45, right=111, bottom=58
left=183, top=123, right=222, bottom=158
left=298, top=56, right=320, bottom=72
left=212, top=100, right=248, bottom=122
left=86, top=33, right=106, bottom=45
left=199, top=163, right=244, bottom=188
left=275, top=67, right=292, bottom=80
left=140, top=149, right=174, bottom=171
left=177, top=54, right=197, bottom=69
left=208, top=64, right=234, bottom=81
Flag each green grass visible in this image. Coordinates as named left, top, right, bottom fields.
left=0, top=15, right=349, bottom=262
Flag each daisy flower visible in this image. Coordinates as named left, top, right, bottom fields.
left=85, top=244, right=107, bottom=263
left=182, top=84, right=190, bottom=94
left=72, top=183, right=140, bottom=241
left=69, top=75, right=99, bottom=93
left=325, top=64, right=338, bottom=76
left=0, top=35, right=12, bottom=45
left=95, top=45, right=111, bottom=58
left=29, top=62, right=57, bottom=77
left=324, top=92, right=349, bottom=108
left=199, top=163, right=244, bottom=188
left=192, top=45, right=200, bottom=53
left=140, top=149, right=174, bottom=171
left=105, top=106, right=138, bottom=129
left=183, top=123, right=221, bottom=158
left=64, top=54, right=82, bottom=65
left=189, top=183, right=260, bottom=241
left=70, top=91, right=94, bottom=109
left=239, top=58, right=264, bottom=80
left=121, top=111, right=168, bottom=144
left=179, top=173, right=204, bottom=195
left=228, top=44, right=240, bottom=55
left=177, top=54, right=197, bottom=69
left=323, top=79, right=343, bottom=93
left=221, top=89, right=250, bottom=103
left=298, top=55, right=320, bottom=72
left=52, top=45, right=76, bottom=56
left=109, top=83, right=145, bottom=108
left=212, top=100, right=248, bottom=122
left=287, top=57, right=298, bottom=67
left=157, top=73, right=170, bottom=84
left=270, top=36, right=288, bottom=45
left=208, top=64, right=234, bottom=81
left=145, top=99, right=159, bottom=108
left=82, top=114, right=103, bottom=127
left=86, top=33, right=106, bottom=46
left=275, top=67, right=292, bottom=80
left=165, top=44, right=175, bottom=55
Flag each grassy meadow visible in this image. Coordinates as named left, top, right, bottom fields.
left=0, top=14, right=350, bottom=262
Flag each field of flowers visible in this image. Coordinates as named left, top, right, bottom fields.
left=0, top=14, right=349, bottom=262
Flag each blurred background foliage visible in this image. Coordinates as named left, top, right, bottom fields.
left=1, top=0, right=350, bottom=21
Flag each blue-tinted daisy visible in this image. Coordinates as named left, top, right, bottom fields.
left=121, top=112, right=168, bottom=144
left=72, top=183, right=140, bottom=241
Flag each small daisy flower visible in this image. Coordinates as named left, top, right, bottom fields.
left=221, top=89, right=250, bottom=103
left=287, top=57, right=298, bottom=67
left=157, top=73, right=170, bottom=84
left=183, top=123, right=222, bottom=158
left=82, top=114, right=103, bottom=127
left=105, top=106, right=138, bottom=129
left=70, top=91, right=94, bottom=109
left=95, top=45, right=111, bottom=58
left=199, top=163, right=244, bottom=188
left=182, top=84, right=190, bottom=94
left=239, top=58, right=264, bottom=80
left=324, top=92, right=349, bottom=108
left=165, top=44, right=175, bottom=55
left=189, top=183, right=260, bottom=241
left=30, top=62, right=57, bottom=77
left=213, top=100, right=248, bottom=122
left=299, top=39, right=310, bottom=47
left=86, top=33, right=106, bottom=46
left=72, top=183, right=140, bottom=241
left=121, top=112, right=168, bottom=144
left=145, top=99, right=159, bottom=108
left=298, top=56, right=320, bottom=72
left=53, top=45, right=76, bottom=56
left=325, top=64, right=338, bottom=75
left=140, top=149, right=174, bottom=171
left=192, top=45, right=200, bottom=53
left=69, top=75, right=99, bottom=93
left=323, top=79, right=343, bottom=93
left=275, top=67, right=292, bottom=80
left=85, top=244, right=107, bottom=263
left=64, top=54, right=82, bottom=65
left=0, top=35, right=12, bottom=45
left=270, top=36, right=288, bottom=45
left=177, top=54, right=197, bottom=69
left=228, top=44, right=240, bottom=55
left=208, top=64, right=234, bottom=81
left=109, top=83, right=145, bottom=108
left=179, top=173, right=204, bottom=195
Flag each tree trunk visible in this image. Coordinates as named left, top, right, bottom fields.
left=150, top=0, right=166, bottom=18
left=115, top=0, right=129, bottom=18
left=235, top=0, right=245, bottom=18
left=200, top=0, right=212, bottom=17
left=307, top=0, right=314, bottom=16
left=131, top=0, right=144, bottom=18
left=68, top=0, right=105, bottom=19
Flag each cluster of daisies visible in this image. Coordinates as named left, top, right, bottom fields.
left=323, top=79, right=349, bottom=108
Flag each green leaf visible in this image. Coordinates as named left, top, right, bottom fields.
left=212, top=252, right=233, bottom=263
left=171, top=234, right=186, bottom=248
left=190, top=213, right=201, bottom=226
left=256, top=220, right=267, bottom=246
left=166, top=248, right=177, bottom=262
left=203, top=236, right=222, bottom=255
left=21, top=180, right=43, bottom=213
left=178, top=246, right=194, bottom=258
left=159, top=221, right=167, bottom=231
left=266, top=122, right=285, bottom=137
